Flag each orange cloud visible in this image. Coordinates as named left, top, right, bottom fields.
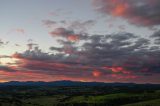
left=111, top=74, right=137, bottom=79
left=92, top=70, right=101, bottom=77
left=67, top=35, right=79, bottom=42
left=112, top=4, right=127, bottom=16
left=104, top=66, right=130, bottom=74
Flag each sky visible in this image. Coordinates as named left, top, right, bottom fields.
left=0, top=0, right=160, bottom=83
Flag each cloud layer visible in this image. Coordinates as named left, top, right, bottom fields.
left=1, top=28, right=160, bottom=83
left=93, top=0, right=160, bottom=26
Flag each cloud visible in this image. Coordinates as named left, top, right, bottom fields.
left=92, top=70, right=102, bottom=77
left=0, top=39, right=4, bottom=46
left=15, top=28, right=25, bottom=34
left=68, top=20, right=96, bottom=32
left=49, top=27, right=88, bottom=42
left=0, top=39, right=9, bottom=46
left=6, top=30, right=159, bottom=83
left=42, top=19, right=57, bottom=28
left=0, top=55, right=11, bottom=58
left=0, top=66, right=17, bottom=72
left=93, top=0, right=160, bottom=26
left=150, top=30, right=160, bottom=44
left=2, top=27, right=160, bottom=83
left=42, top=19, right=96, bottom=33
left=50, top=27, right=73, bottom=37
left=7, top=28, right=26, bottom=35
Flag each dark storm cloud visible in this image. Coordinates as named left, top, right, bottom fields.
left=49, top=47, right=63, bottom=52
left=151, top=30, right=160, bottom=38
left=93, top=0, right=160, bottom=26
left=10, top=30, right=160, bottom=82
left=11, top=51, right=94, bottom=78
left=150, top=30, right=160, bottom=44
left=0, top=66, right=17, bottom=72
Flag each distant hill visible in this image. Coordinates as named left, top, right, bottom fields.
left=0, top=80, right=159, bottom=87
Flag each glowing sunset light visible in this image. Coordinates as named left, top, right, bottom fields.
left=0, top=58, right=15, bottom=66
left=112, top=4, right=127, bottom=16
left=67, top=35, right=79, bottom=42
left=0, top=80, right=7, bottom=83
left=92, top=70, right=101, bottom=77
left=104, top=66, right=130, bottom=74
left=0, top=0, right=160, bottom=83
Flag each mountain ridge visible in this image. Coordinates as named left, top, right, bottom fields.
left=0, top=80, right=159, bottom=86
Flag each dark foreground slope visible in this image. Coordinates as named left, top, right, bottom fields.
left=0, top=81, right=160, bottom=106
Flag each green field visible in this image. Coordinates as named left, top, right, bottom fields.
left=0, top=85, right=160, bottom=106
left=21, top=92, right=160, bottom=106
left=123, top=99, right=160, bottom=106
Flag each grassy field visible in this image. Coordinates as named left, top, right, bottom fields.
left=0, top=94, right=160, bottom=106
left=21, top=92, right=160, bottom=106
left=123, top=99, right=160, bottom=106
left=0, top=84, right=160, bottom=106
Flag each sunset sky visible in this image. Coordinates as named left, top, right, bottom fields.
left=0, top=0, right=160, bottom=83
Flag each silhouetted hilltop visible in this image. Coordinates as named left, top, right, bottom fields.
left=0, top=80, right=159, bottom=87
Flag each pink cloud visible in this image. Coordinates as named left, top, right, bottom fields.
left=93, top=0, right=160, bottom=26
